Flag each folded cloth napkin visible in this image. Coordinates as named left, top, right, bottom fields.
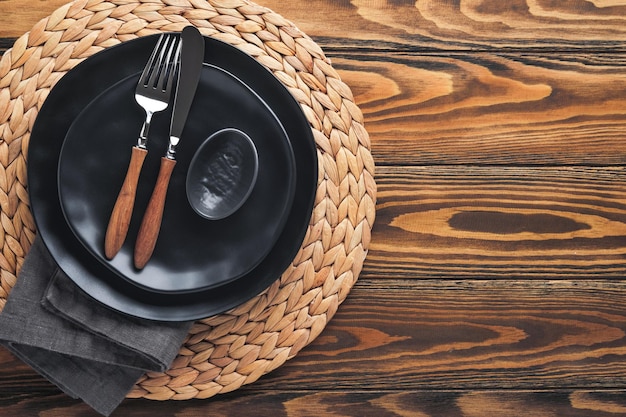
left=0, top=237, right=194, bottom=416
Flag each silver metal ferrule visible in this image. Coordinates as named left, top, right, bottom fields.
left=137, top=123, right=149, bottom=148
left=137, top=112, right=155, bottom=148
left=166, top=135, right=180, bottom=159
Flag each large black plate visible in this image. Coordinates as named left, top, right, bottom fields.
left=58, top=63, right=295, bottom=294
left=28, top=34, right=317, bottom=321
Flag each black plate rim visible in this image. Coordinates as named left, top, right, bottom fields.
left=27, top=33, right=318, bottom=321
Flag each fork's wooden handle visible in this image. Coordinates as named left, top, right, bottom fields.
left=134, top=157, right=176, bottom=269
left=104, top=146, right=147, bottom=260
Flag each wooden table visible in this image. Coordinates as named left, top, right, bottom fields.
left=2, top=1, right=626, bottom=415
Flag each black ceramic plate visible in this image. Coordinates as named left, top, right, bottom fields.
left=58, top=63, right=295, bottom=294
left=27, top=34, right=317, bottom=321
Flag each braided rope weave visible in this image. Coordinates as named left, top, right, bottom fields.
left=0, top=0, right=376, bottom=400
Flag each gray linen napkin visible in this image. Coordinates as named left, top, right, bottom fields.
left=0, top=237, right=193, bottom=416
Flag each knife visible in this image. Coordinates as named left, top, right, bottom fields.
left=134, top=26, right=204, bottom=269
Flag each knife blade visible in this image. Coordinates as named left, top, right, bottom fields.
left=134, top=26, right=205, bottom=270
left=166, top=25, right=205, bottom=159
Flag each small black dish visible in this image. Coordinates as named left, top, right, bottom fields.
left=187, top=128, right=259, bottom=220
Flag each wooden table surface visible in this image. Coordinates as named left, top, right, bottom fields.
left=2, top=0, right=626, bottom=416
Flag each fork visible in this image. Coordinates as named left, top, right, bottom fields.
left=104, top=33, right=181, bottom=260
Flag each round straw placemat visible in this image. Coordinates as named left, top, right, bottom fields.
left=0, top=0, right=376, bottom=400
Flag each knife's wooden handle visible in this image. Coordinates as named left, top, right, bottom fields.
left=104, top=146, right=147, bottom=260
left=134, top=157, right=176, bottom=269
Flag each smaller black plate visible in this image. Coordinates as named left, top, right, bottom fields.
left=58, top=64, right=295, bottom=294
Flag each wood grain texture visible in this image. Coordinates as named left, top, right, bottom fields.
left=133, top=157, right=176, bottom=269
left=269, top=279, right=626, bottom=389
left=0, top=0, right=68, bottom=37
left=1, top=280, right=625, bottom=390
left=367, top=166, right=626, bottom=278
left=3, top=0, right=626, bottom=49
left=2, top=54, right=625, bottom=166
left=1, top=390, right=626, bottom=417
left=3, top=390, right=626, bottom=416
left=3, top=279, right=626, bottom=414
left=262, top=0, right=626, bottom=50
left=3, top=4, right=626, bottom=166
left=105, top=146, right=147, bottom=260
left=332, top=52, right=626, bottom=165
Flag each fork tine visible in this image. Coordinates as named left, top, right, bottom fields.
left=147, top=34, right=172, bottom=89
left=163, top=41, right=182, bottom=94
left=138, top=33, right=165, bottom=88
left=156, top=36, right=181, bottom=93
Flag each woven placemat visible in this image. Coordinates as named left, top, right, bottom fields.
left=0, top=0, right=375, bottom=400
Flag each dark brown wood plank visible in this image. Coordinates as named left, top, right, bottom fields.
left=1, top=390, right=626, bottom=417
left=366, top=166, right=626, bottom=279
left=3, top=280, right=626, bottom=393
left=3, top=0, right=626, bottom=50
left=332, top=52, right=626, bottom=165
left=4, top=45, right=626, bottom=165
left=3, top=5, right=626, bottom=165
left=261, top=279, right=626, bottom=390
left=0, top=0, right=70, bottom=38
left=3, top=279, right=626, bottom=414
left=264, top=0, right=626, bottom=51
